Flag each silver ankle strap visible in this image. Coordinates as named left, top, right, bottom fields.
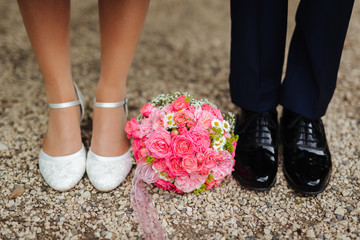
left=49, top=100, right=80, bottom=109
left=94, top=95, right=129, bottom=117
left=47, top=82, right=85, bottom=122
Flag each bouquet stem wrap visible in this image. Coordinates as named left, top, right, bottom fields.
left=130, top=162, right=166, bottom=240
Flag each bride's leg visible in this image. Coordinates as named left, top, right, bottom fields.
left=18, top=0, right=82, bottom=156
left=91, top=0, right=150, bottom=157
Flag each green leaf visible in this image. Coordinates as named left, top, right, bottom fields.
left=206, top=173, right=213, bottom=183
left=146, top=155, right=155, bottom=164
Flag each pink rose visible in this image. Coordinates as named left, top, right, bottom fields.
left=199, top=168, right=209, bottom=176
left=153, top=159, right=168, bottom=172
left=204, top=148, right=220, bottom=169
left=211, top=108, right=224, bottom=121
left=196, top=110, right=216, bottom=129
left=166, top=157, right=188, bottom=177
left=174, top=174, right=207, bottom=193
left=131, top=139, right=142, bottom=161
left=138, top=148, right=149, bottom=159
left=134, top=137, right=147, bottom=157
left=138, top=117, right=153, bottom=138
left=167, top=171, right=176, bottom=179
left=161, top=105, right=173, bottom=114
left=173, top=112, right=187, bottom=127
left=171, top=130, right=179, bottom=138
left=174, top=110, right=194, bottom=126
left=149, top=108, right=166, bottom=131
left=172, top=135, right=195, bottom=158
left=186, top=127, right=211, bottom=152
left=139, top=137, right=147, bottom=148
left=172, top=188, right=184, bottom=194
left=154, top=179, right=176, bottom=191
left=137, top=156, right=147, bottom=164
left=196, top=153, right=206, bottom=164
left=188, top=105, right=196, bottom=113
left=178, top=127, right=188, bottom=135
left=201, top=103, right=213, bottom=112
left=196, top=153, right=206, bottom=172
left=125, top=117, right=140, bottom=139
left=187, top=121, right=196, bottom=129
left=182, top=156, right=198, bottom=173
left=201, top=103, right=223, bottom=121
left=211, top=151, right=234, bottom=180
left=140, top=103, right=155, bottom=118
left=173, top=110, right=194, bottom=128
left=171, top=96, right=190, bottom=111
left=205, top=178, right=223, bottom=190
left=231, top=140, right=237, bottom=158
left=146, top=128, right=172, bottom=159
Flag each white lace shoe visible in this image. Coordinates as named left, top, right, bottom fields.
left=39, top=82, right=86, bottom=191
left=86, top=96, right=133, bottom=192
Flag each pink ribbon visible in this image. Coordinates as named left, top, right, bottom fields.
left=130, top=162, right=166, bottom=240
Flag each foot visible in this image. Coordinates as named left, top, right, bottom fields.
left=281, top=108, right=332, bottom=195
left=42, top=105, right=82, bottom=156
left=90, top=103, right=130, bottom=157
left=233, top=109, right=278, bottom=191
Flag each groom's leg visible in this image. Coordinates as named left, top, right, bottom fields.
left=229, top=0, right=287, bottom=191
left=280, top=0, right=354, bottom=119
left=280, top=0, right=354, bottom=194
left=229, top=0, right=287, bottom=112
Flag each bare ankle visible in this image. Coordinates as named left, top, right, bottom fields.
left=95, top=81, right=127, bottom=102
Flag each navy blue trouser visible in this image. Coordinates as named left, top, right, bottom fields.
left=229, top=0, right=354, bottom=119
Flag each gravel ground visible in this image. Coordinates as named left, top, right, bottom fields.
left=1, top=1, right=359, bottom=239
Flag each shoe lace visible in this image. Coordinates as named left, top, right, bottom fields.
left=287, top=115, right=321, bottom=145
left=239, top=111, right=277, bottom=144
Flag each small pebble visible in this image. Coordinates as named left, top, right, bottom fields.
left=346, top=205, right=354, bottom=212
left=335, top=208, right=345, bottom=216
left=272, top=234, right=280, bottom=240
left=336, top=215, right=344, bottom=221
left=8, top=185, right=25, bottom=199
left=0, top=143, right=8, bottom=152
left=306, top=230, right=315, bottom=238
left=8, top=206, right=16, bottom=211
left=316, top=234, right=324, bottom=240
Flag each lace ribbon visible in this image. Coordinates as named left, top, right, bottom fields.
left=130, top=162, right=166, bottom=240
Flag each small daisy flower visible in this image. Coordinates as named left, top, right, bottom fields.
left=222, top=120, right=230, bottom=132
left=213, top=135, right=221, bottom=142
left=165, top=113, right=176, bottom=129
left=217, top=136, right=227, bottom=145
left=211, top=118, right=223, bottom=130
left=213, top=135, right=226, bottom=151
left=213, top=143, right=224, bottom=151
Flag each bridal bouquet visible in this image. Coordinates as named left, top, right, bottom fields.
left=126, top=92, right=238, bottom=193
left=126, top=92, right=238, bottom=239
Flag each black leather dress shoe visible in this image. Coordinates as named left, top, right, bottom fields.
left=281, top=109, right=332, bottom=195
left=233, top=109, right=278, bottom=191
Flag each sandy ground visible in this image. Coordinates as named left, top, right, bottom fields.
left=0, top=1, right=359, bottom=239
